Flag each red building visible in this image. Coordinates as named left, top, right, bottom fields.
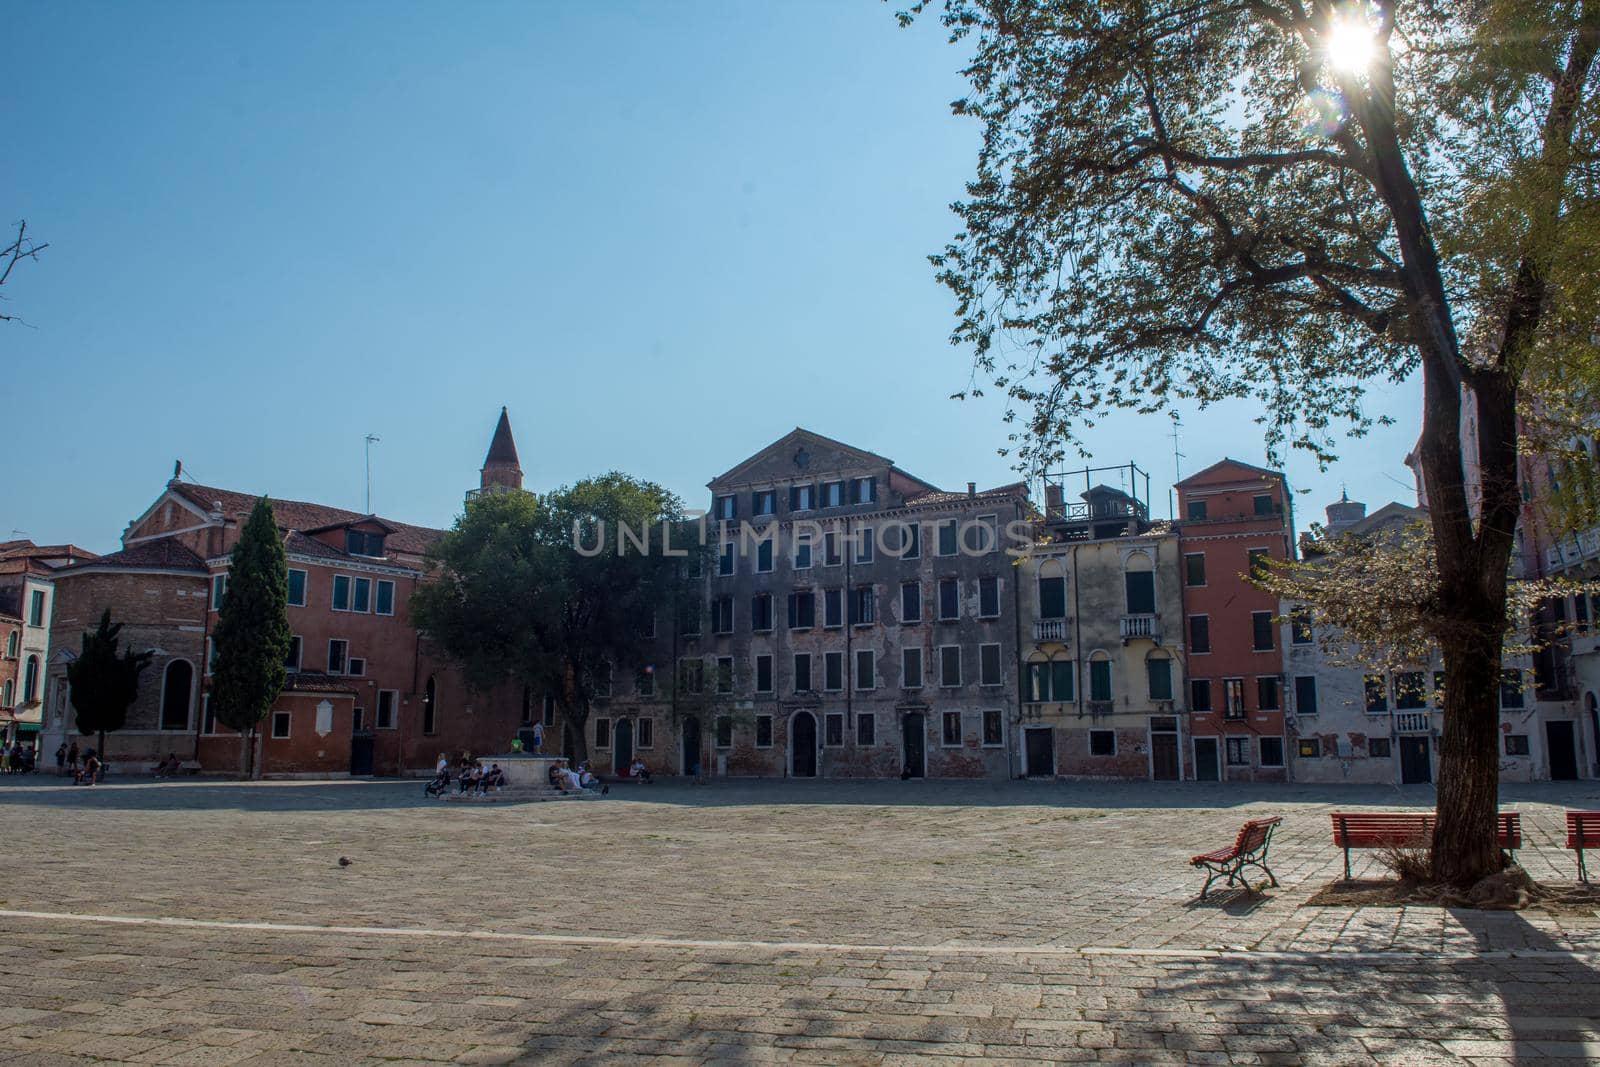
left=1175, top=459, right=1295, bottom=781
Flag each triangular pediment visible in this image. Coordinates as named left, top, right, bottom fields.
left=709, top=428, right=904, bottom=489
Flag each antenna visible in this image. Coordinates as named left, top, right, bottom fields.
left=364, top=434, right=381, bottom=513
left=1168, top=412, right=1185, bottom=520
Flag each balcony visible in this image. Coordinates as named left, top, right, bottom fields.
left=1395, top=711, right=1431, bottom=733
left=1120, top=614, right=1159, bottom=642
left=1086, top=700, right=1114, bottom=716
left=1034, top=618, right=1069, bottom=643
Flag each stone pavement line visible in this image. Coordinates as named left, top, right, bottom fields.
left=6, top=906, right=1599, bottom=965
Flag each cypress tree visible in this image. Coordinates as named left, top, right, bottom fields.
left=211, top=497, right=291, bottom=779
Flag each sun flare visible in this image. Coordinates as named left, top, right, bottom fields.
left=1325, top=13, right=1379, bottom=74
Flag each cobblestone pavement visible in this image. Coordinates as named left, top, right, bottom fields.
left=2, top=775, right=1599, bottom=1063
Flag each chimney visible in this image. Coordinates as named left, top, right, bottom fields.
left=967, top=481, right=977, bottom=499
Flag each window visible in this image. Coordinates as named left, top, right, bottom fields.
left=206, top=638, right=215, bottom=675
left=718, top=542, right=736, bottom=577
left=1186, top=499, right=1208, bottom=521
left=1500, top=669, right=1525, bottom=709
left=211, top=573, right=228, bottom=610
left=751, top=593, right=773, bottom=632
left=822, top=481, right=844, bottom=508
left=1364, top=674, right=1389, bottom=713
left=422, top=676, right=438, bottom=734
left=521, top=687, right=534, bottom=725
left=850, top=585, right=875, bottom=626
left=753, top=489, right=776, bottom=516
left=595, top=718, right=612, bottom=749
left=351, top=577, right=371, bottom=613
left=345, top=530, right=386, bottom=557
left=794, top=531, right=813, bottom=570
left=1294, top=676, right=1318, bottom=716
left=714, top=494, right=736, bottom=521
left=824, top=588, right=843, bottom=628
left=1089, top=659, right=1112, bottom=702
left=1226, top=737, right=1251, bottom=766
left=3, top=631, right=14, bottom=658
left=855, top=527, right=874, bottom=564
left=824, top=651, right=844, bottom=691
left=1253, top=494, right=1274, bottom=517
left=973, top=643, right=1000, bottom=687
left=851, top=476, right=876, bottom=504
left=1189, top=615, right=1211, bottom=654
left=542, top=695, right=555, bottom=727
left=978, top=576, right=1000, bottom=618
left=284, top=635, right=302, bottom=672
left=711, top=596, right=734, bottom=635
left=271, top=710, right=291, bottom=739
left=981, top=709, right=1003, bottom=747
left=965, top=515, right=998, bottom=554
left=327, top=639, right=348, bottom=674
left=788, top=590, right=815, bottom=629
left=638, top=717, right=655, bottom=748
left=901, top=582, right=922, bottom=623
left=790, top=484, right=814, bottom=512
left=857, top=712, right=876, bottom=746
left=29, top=590, right=45, bottom=626
left=941, top=711, right=962, bottom=746
left=716, top=656, right=733, bottom=693
left=1369, top=737, right=1392, bottom=758
left=636, top=666, right=656, bottom=697
left=715, top=715, right=733, bottom=748
left=679, top=658, right=705, bottom=694
left=1297, top=737, right=1322, bottom=759
left=937, top=520, right=959, bottom=556
left=1124, top=569, right=1155, bottom=614
left=1183, top=554, right=1206, bottom=587
left=1248, top=548, right=1271, bottom=579
left=1190, top=678, right=1212, bottom=711
left=332, top=575, right=351, bottom=612
left=200, top=696, right=217, bottom=735
left=0, top=680, right=9, bottom=708
left=756, top=538, right=774, bottom=573
left=855, top=649, right=875, bottom=690
left=1290, top=608, right=1313, bottom=645
left=1251, top=611, right=1274, bottom=651
left=755, top=715, right=772, bottom=748
left=1147, top=658, right=1173, bottom=701
left=1089, top=730, right=1116, bottom=756
left=160, top=660, right=193, bottom=731
left=1223, top=678, right=1246, bottom=719
left=1025, top=660, right=1073, bottom=703
left=938, top=578, right=960, bottom=621
left=1259, top=737, right=1285, bottom=767
left=1256, top=676, right=1280, bottom=711
left=939, top=645, right=962, bottom=687
left=825, top=712, right=845, bottom=746
left=1038, top=575, right=1067, bottom=619
left=755, top=654, right=773, bottom=693
left=823, top=531, right=842, bottom=567
left=902, top=647, right=923, bottom=688
left=900, top=523, right=920, bottom=559
left=375, top=580, right=395, bottom=616
left=794, top=653, right=813, bottom=692
left=1395, top=671, right=1427, bottom=710
left=1505, top=734, right=1530, bottom=756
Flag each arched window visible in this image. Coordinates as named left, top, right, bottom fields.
left=1036, top=558, right=1068, bottom=621
left=422, top=676, right=438, bottom=735
left=1, top=680, right=12, bottom=708
left=160, top=660, right=194, bottom=731
left=1025, top=653, right=1075, bottom=703
left=4, top=631, right=16, bottom=658
left=1123, top=551, right=1155, bottom=615
left=1087, top=650, right=1114, bottom=704
left=22, top=655, right=39, bottom=704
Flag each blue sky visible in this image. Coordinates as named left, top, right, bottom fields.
left=6, top=2, right=1421, bottom=553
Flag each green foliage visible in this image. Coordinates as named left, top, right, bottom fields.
left=65, top=609, right=153, bottom=747
left=412, top=476, right=703, bottom=753
left=210, top=497, right=291, bottom=742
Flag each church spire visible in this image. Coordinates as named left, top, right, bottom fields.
left=479, top=407, right=523, bottom=493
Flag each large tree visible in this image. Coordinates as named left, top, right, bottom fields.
left=412, top=475, right=698, bottom=766
left=211, top=497, right=292, bottom=779
left=905, top=0, right=1600, bottom=883
left=66, top=609, right=153, bottom=765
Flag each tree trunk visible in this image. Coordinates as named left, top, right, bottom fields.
left=97, top=729, right=106, bottom=780
left=1432, top=627, right=1507, bottom=884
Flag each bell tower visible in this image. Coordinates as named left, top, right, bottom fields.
left=469, top=407, right=523, bottom=503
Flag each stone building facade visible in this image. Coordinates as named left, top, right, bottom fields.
left=0, top=541, right=94, bottom=751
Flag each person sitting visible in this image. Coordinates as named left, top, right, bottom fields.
left=458, top=761, right=478, bottom=794
left=76, top=753, right=102, bottom=786
left=153, top=753, right=182, bottom=778
left=577, top=762, right=608, bottom=794
left=548, top=761, right=566, bottom=792
left=561, top=763, right=585, bottom=792
left=629, top=759, right=652, bottom=784
left=482, top=764, right=505, bottom=792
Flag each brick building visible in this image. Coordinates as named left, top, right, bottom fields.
left=43, top=417, right=526, bottom=776
left=1175, top=459, right=1295, bottom=781
left=0, top=541, right=96, bottom=753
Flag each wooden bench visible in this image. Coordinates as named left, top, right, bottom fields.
left=1565, top=811, right=1600, bottom=883
left=1330, top=811, right=1521, bottom=881
left=1190, top=817, right=1282, bottom=899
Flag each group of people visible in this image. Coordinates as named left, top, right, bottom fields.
left=0, top=741, right=37, bottom=774
left=548, top=758, right=609, bottom=794
left=426, top=754, right=507, bottom=797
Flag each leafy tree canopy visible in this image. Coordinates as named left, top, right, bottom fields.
left=65, top=609, right=152, bottom=751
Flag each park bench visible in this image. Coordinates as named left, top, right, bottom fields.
left=1189, top=816, right=1282, bottom=899
left=1330, top=811, right=1521, bottom=881
left=1565, top=811, right=1600, bottom=883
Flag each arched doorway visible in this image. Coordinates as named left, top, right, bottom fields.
left=681, top=716, right=701, bottom=775
left=613, top=718, right=634, bottom=775
left=792, top=711, right=817, bottom=777
left=159, top=660, right=194, bottom=731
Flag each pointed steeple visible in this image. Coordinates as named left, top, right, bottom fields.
left=479, top=407, right=523, bottom=492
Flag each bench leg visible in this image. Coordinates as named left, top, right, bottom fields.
left=1344, top=844, right=1352, bottom=882
left=1197, top=864, right=1220, bottom=900
left=1580, top=847, right=1588, bottom=885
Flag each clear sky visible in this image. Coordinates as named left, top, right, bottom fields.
left=6, top=1, right=1422, bottom=553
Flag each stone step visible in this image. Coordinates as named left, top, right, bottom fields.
left=438, top=786, right=604, bottom=804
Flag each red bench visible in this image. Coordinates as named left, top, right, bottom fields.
left=1565, top=811, right=1600, bottom=883
left=1190, top=817, right=1282, bottom=899
left=1330, top=811, right=1521, bottom=881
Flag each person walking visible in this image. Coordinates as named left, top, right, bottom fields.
left=67, top=741, right=80, bottom=774
left=55, top=742, right=66, bottom=775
